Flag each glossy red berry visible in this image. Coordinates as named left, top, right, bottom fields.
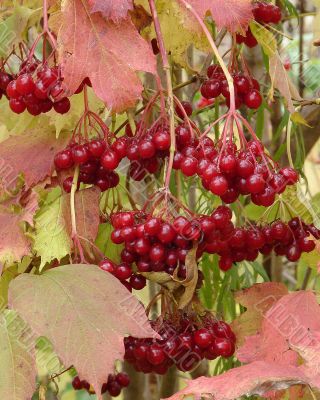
left=244, top=89, right=262, bottom=109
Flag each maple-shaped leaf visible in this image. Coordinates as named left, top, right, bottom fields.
left=9, top=264, right=157, bottom=399
left=163, top=361, right=312, bottom=400
left=185, top=0, right=253, bottom=33
left=232, top=282, right=288, bottom=346
left=0, top=310, right=37, bottom=400
left=137, top=0, right=209, bottom=69
left=0, top=128, right=69, bottom=193
left=88, top=0, right=133, bottom=22
left=58, top=0, right=156, bottom=113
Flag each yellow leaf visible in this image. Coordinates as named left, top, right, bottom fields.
left=250, top=21, right=277, bottom=57
left=137, top=0, right=209, bottom=69
left=47, top=87, right=105, bottom=137
left=291, top=111, right=312, bottom=127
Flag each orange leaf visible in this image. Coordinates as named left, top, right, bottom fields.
left=58, top=0, right=156, bottom=113
left=232, top=282, right=288, bottom=346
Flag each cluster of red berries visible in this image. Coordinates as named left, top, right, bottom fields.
left=1, top=61, right=72, bottom=115
left=54, top=138, right=125, bottom=193
left=72, top=372, right=130, bottom=397
left=200, top=65, right=262, bottom=109
left=173, top=132, right=299, bottom=206
left=204, top=216, right=319, bottom=271
left=108, top=210, right=212, bottom=279
left=108, top=206, right=319, bottom=273
left=124, top=314, right=235, bottom=374
left=124, top=124, right=171, bottom=181
left=99, top=257, right=147, bottom=292
left=236, top=2, right=282, bottom=48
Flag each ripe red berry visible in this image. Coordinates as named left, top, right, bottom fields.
left=54, top=149, right=74, bottom=169
left=99, top=258, right=116, bottom=274
left=53, top=97, right=71, bottom=114
left=193, top=328, right=213, bottom=349
left=116, top=372, right=130, bottom=387
left=153, top=130, right=171, bottom=150
left=209, top=175, right=228, bottom=196
left=16, top=74, right=35, bottom=95
left=201, top=79, right=221, bottom=99
left=9, top=98, right=26, bottom=114
left=101, top=149, right=120, bottom=170
left=244, top=89, right=262, bottom=109
left=175, top=101, right=193, bottom=118
left=114, top=263, right=132, bottom=280
left=129, top=274, right=146, bottom=290
left=147, top=344, right=166, bottom=365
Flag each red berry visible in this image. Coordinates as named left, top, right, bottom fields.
left=54, top=149, right=74, bottom=169
left=53, top=97, right=71, bottom=114
left=201, top=79, right=221, bottom=99
left=175, top=101, right=193, bottom=118
left=72, top=376, right=83, bottom=390
left=116, top=373, right=130, bottom=387
left=193, top=328, right=213, bottom=349
left=7, top=80, right=20, bottom=98
left=153, top=130, right=171, bottom=150
left=147, top=344, right=166, bottom=365
left=209, top=175, right=228, bottom=196
left=180, top=156, right=198, bottom=177
left=129, top=274, right=146, bottom=290
left=101, top=149, right=120, bottom=170
left=114, top=263, right=132, bottom=280
left=244, top=89, right=262, bottom=109
left=16, top=74, right=35, bottom=95
left=9, top=98, right=26, bottom=114
left=99, top=258, right=116, bottom=273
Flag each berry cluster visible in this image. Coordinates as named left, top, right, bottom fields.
left=124, top=314, right=236, bottom=374
left=200, top=65, right=262, bottom=109
left=3, top=62, right=72, bottom=115
left=204, top=216, right=319, bottom=271
left=236, top=2, right=282, bottom=48
left=72, top=372, right=130, bottom=397
left=174, top=132, right=299, bottom=206
left=109, top=209, right=215, bottom=279
left=54, top=137, right=125, bottom=193
left=108, top=206, right=319, bottom=273
left=125, top=125, right=171, bottom=181
left=99, top=257, right=147, bottom=292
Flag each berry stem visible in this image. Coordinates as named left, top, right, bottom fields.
left=286, top=113, right=295, bottom=168
left=180, top=0, right=236, bottom=113
left=70, top=165, right=79, bottom=238
left=148, top=0, right=176, bottom=189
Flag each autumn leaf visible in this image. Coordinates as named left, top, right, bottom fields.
left=58, top=0, right=156, bottom=113
left=0, top=310, right=37, bottom=400
left=31, top=189, right=72, bottom=270
left=0, top=128, right=69, bottom=193
left=185, top=0, right=253, bottom=33
left=47, top=88, right=104, bottom=137
left=231, top=282, right=288, bottom=346
left=9, top=264, right=158, bottom=399
left=0, top=207, right=32, bottom=265
left=163, top=361, right=311, bottom=400
left=88, top=0, right=133, bottom=22
left=0, top=5, right=40, bottom=57
left=250, top=21, right=277, bottom=57
left=137, top=0, right=209, bottom=69
left=174, top=245, right=199, bottom=309
left=62, top=187, right=101, bottom=259
left=269, top=52, right=302, bottom=114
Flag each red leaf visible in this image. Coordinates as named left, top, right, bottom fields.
left=62, top=187, right=101, bottom=259
left=163, top=361, right=311, bottom=400
left=186, top=0, right=253, bottom=32
left=0, top=209, right=31, bottom=264
left=58, top=0, right=156, bottom=113
left=88, top=0, right=133, bottom=22
left=232, top=282, right=288, bottom=346
left=0, top=129, right=69, bottom=193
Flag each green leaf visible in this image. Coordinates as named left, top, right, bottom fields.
left=0, top=6, right=40, bottom=58
left=0, top=310, right=37, bottom=400
left=9, top=264, right=157, bottom=398
left=250, top=21, right=277, bottom=57
left=0, top=266, right=17, bottom=308
left=31, top=190, right=71, bottom=270
left=95, top=223, right=124, bottom=263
